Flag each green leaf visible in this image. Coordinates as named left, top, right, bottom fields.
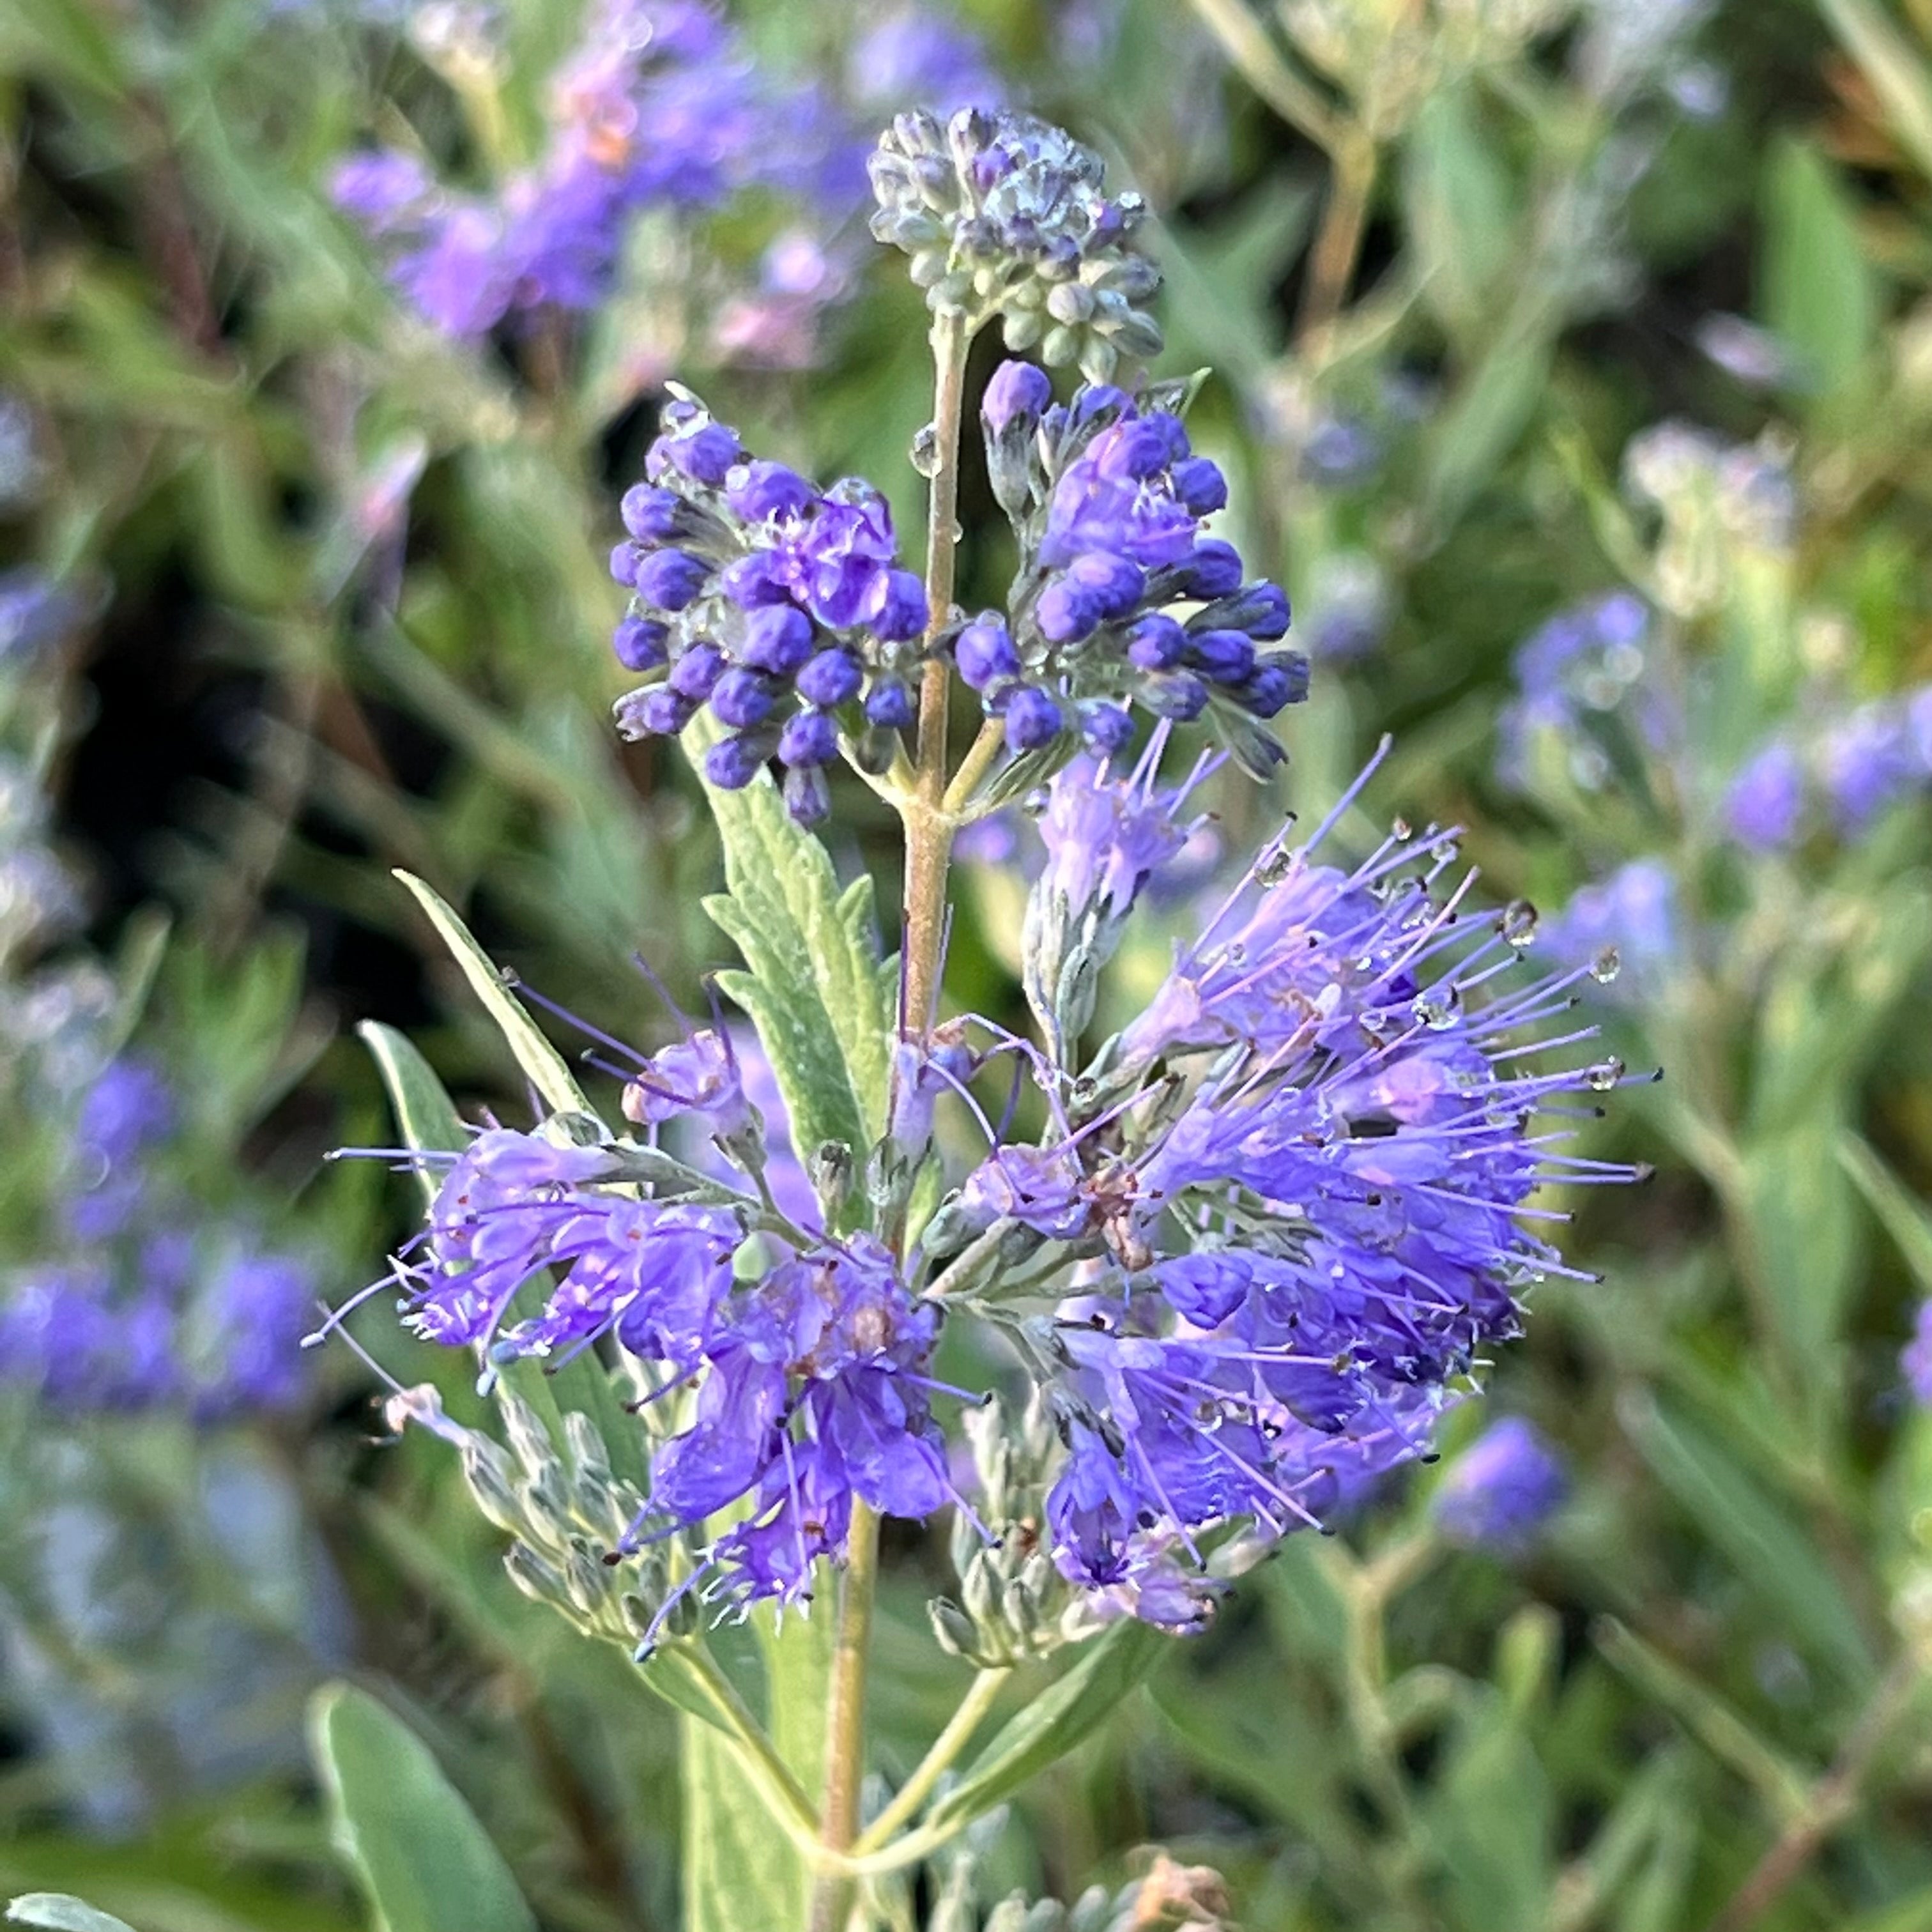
left=1425, top=1694, right=1554, bottom=1932
left=1619, top=1393, right=1878, bottom=1694
left=1420, top=325, right=1557, bottom=537
left=1402, top=86, right=1516, bottom=342
left=1594, top=1619, right=1809, bottom=1821
left=358, top=1022, right=469, bottom=1211
left=691, top=730, right=895, bottom=1174
left=394, top=871, right=590, bottom=1119
left=1821, top=0, right=1932, bottom=184
left=1843, top=1885, right=1932, bottom=1932
left=1737, top=1121, right=1861, bottom=1367
left=6, top=1899, right=138, bottom=1932
left=681, top=1720, right=809, bottom=1932
left=1840, top=1131, right=1932, bottom=1294
left=924, top=1619, right=1167, bottom=1833
left=758, top=1597, right=835, bottom=1811
left=1760, top=138, right=1877, bottom=393
left=308, top=1683, right=537, bottom=1932
left=680, top=1585, right=836, bottom=1932
left=0, top=0, right=128, bottom=97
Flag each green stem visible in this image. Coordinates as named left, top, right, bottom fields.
left=808, top=1499, right=882, bottom=1932
left=1298, top=130, right=1377, bottom=353
left=1703, top=1650, right=1924, bottom=1932
left=852, top=1669, right=1010, bottom=1855
left=900, top=310, right=973, bottom=1041
left=807, top=306, right=975, bottom=1932
left=942, top=716, right=1008, bottom=817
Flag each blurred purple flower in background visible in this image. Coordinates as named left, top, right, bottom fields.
left=1498, top=591, right=1673, bottom=793
left=1903, top=1300, right=1932, bottom=1409
left=1726, top=738, right=1805, bottom=851
left=0, top=1057, right=317, bottom=1422
left=1542, top=859, right=1676, bottom=992
left=1433, top=1416, right=1568, bottom=1553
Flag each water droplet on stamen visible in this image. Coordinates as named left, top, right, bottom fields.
left=1590, top=946, right=1621, bottom=983
left=1256, top=848, right=1293, bottom=885
left=1391, top=816, right=1413, bottom=841
left=1586, top=1056, right=1625, bottom=1091
left=1499, top=900, right=1539, bottom=949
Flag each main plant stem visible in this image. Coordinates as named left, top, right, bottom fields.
left=900, top=310, right=972, bottom=1039
left=809, top=309, right=974, bottom=1932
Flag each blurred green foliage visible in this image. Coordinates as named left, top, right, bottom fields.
left=4, top=0, right=1932, bottom=1926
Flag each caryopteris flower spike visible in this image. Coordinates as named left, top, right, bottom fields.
left=340, top=107, right=1647, bottom=1916
left=958, top=366, right=1307, bottom=774
left=915, top=749, right=1649, bottom=1627
left=609, top=388, right=928, bottom=820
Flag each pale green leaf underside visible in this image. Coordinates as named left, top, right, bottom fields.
left=309, top=1682, right=537, bottom=1932
left=357, top=1020, right=469, bottom=1211
left=394, top=871, right=590, bottom=1119
left=7, top=1897, right=140, bottom=1932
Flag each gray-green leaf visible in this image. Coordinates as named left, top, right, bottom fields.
left=925, top=1619, right=1167, bottom=1833
left=682, top=1604, right=832, bottom=1932
left=308, top=1682, right=539, bottom=1932
left=358, top=1021, right=469, bottom=1211
left=1760, top=137, right=1876, bottom=394
left=6, top=1899, right=139, bottom=1932
left=395, top=871, right=590, bottom=1119
left=692, top=732, right=896, bottom=1177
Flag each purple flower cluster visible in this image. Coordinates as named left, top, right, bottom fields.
left=963, top=364, right=1305, bottom=761
left=333, top=0, right=827, bottom=342
left=1432, top=1416, right=1568, bottom=1553
left=358, top=753, right=1636, bottom=1636
left=0, top=1057, right=316, bottom=1419
left=1726, top=685, right=1932, bottom=851
left=924, top=778, right=1643, bottom=1626
left=1497, top=591, right=1675, bottom=794
left=371, top=1025, right=953, bottom=1634
left=608, top=394, right=930, bottom=820
left=1020, top=730, right=1222, bottom=1054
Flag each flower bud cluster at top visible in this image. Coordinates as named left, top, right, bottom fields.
left=961, top=363, right=1306, bottom=765
left=607, top=391, right=928, bottom=823
left=869, top=108, right=1162, bottom=382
